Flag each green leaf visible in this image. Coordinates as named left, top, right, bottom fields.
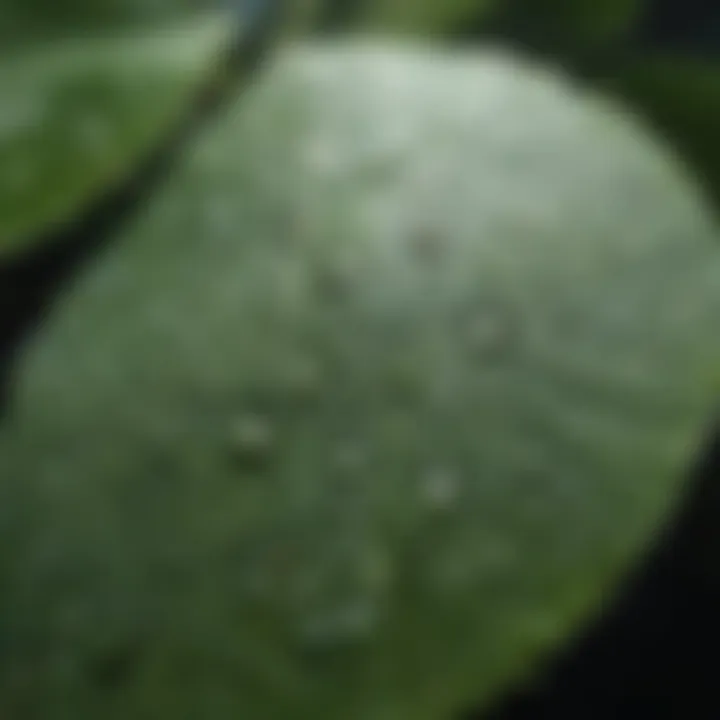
left=0, top=0, right=212, bottom=50
left=0, top=3, right=250, bottom=258
left=600, top=55, right=720, bottom=216
left=3, top=40, right=719, bottom=719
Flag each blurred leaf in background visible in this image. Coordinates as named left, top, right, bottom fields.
left=297, top=0, right=642, bottom=46
left=455, top=0, right=644, bottom=51
left=598, top=55, right=720, bottom=216
left=632, top=0, right=720, bottom=57
left=286, top=0, right=496, bottom=36
left=0, top=0, right=214, bottom=49
left=2, top=39, right=720, bottom=720
left=0, top=0, right=246, bottom=258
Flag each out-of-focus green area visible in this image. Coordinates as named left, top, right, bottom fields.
left=322, top=0, right=497, bottom=35
left=0, top=2, right=243, bottom=258
left=0, top=3, right=719, bottom=718
left=3, top=0, right=719, bottom=256
left=296, top=0, right=642, bottom=45
left=452, top=0, right=644, bottom=49
left=601, top=56, right=720, bottom=214
left=0, top=0, right=214, bottom=49
left=283, top=0, right=495, bottom=35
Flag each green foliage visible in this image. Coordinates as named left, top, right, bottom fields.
left=286, top=0, right=498, bottom=37
left=602, top=55, right=720, bottom=215
left=349, top=0, right=496, bottom=35
left=293, top=0, right=642, bottom=46
left=0, top=0, right=270, bottom=259
left=1, top=1, right=720, bottom=716
left=3, top=41, right=719, bottom=720
left=491, top=0, right=643, bottom=45
left=0, top=0, right=211, bottom=48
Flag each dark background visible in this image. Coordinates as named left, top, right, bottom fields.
left=1, top=2, right=718, bottom=719
left=473, top=428, right=720, bottom=719
left=474, top=2, right=720, bottom=717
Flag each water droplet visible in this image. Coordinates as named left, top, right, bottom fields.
left=229, top=414, right=274, bottom=466
left=421, top=466, right=461, bottom=510
left=270, top=198, right=311, bottom=246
